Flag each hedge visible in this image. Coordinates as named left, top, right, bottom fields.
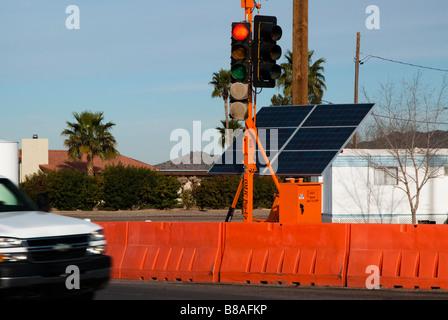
left=20, top=164, right=180, bottom=211
left=20, top=166, right=278, bottom=211
left=101, top=165, right=179, bottom=210
left=192, top=175, right=277, bottom=210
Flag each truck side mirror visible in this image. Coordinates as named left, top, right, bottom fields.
left=37, top=192, right=50, bottom=212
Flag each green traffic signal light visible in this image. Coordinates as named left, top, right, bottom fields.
left=231, top=64, right=248, bottom=80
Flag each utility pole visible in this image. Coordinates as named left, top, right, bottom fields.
left=353, top=32, right=360, bottom=148
left=292, top=0, right=308, bottom=105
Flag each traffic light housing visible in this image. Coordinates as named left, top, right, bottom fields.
left=252, top=15, right=282, bottom=88
left=230, top=22, right=251, bottom=120
left=231, top=22, right=251, bottom=84
left=229, top=82, right=249, bottom=120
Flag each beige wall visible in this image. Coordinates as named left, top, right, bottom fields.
left=20, top=138, right=48, bottom=182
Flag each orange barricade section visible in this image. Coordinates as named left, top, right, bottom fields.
left=118, top=222, right=224, bottom=282
left=97, top=221, right=128, bottom=279
left=347, top=224, right=448, bottom=290
left=99, top=221, right=448, bottom=290
left=219, top=223, right=350, bottom=286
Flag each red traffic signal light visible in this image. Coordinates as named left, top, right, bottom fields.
left=232, top=24, right=249, bottom=41
left=231, top=22, right=251, bottom=84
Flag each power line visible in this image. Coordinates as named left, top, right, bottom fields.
left=359, top=54, right=448, bottom=73
left=371, top=112, right=448, bottom=126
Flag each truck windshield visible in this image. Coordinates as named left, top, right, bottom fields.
left=0, top=178, right=37, bottom=212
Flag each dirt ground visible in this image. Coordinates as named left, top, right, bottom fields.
left=54, top=207, right=273, bottom=222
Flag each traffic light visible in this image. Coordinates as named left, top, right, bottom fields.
left=229, top=82, right=249, bottom=120
left=231, top=22, right=251, bottom=84
left=252, top=15, right=282, bottom=88
left=230, top=22, right=251, bottom=120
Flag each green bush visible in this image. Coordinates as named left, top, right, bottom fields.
left=19, top=171, right=48, bottom=204
left=101, top=165, right=141, bottom=210
left=20, top=165, right=180, bottom=211
left=253, top=176, right=277, bottom=208
left=47, top=169, right=98, bottom=211
left=192, top=175, right=277, bottom=210
left=193, top=176, right=241, bottom=209
left=101, top=164, right=180, bottom=210
left=152, top=175, right=181, bottom=209
left=19, top=166, right=276, bottom=211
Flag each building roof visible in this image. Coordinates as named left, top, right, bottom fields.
left=155, top=151, right=220, bottom=175
left=38, top=150, right=157, bottom=173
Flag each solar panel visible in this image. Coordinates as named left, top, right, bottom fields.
left=254, top=105, right=314, bottom=127
left=208, top=103, right=375, bottom=176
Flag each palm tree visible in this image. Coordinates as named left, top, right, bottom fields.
left=271, top=50, right=326, bottom=105
left=276, top=50, right=293, bottom=102
left=308, top=50, right=327, bottom=104
left=61, top=111, right=119, bottom=176
left=210, top=69, right=231, bottom=146
left=216, top=120, right=243, bottom=148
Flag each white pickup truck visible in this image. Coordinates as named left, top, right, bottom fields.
left=0, top=176, right=110, bottom=299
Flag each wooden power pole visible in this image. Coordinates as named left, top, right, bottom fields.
left=292, top=0, right=308, bottom=105
left=353, top=32, right=360, bottom=148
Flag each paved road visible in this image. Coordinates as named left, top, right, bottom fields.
left=93, top=279, right=448, bottom=317
left=96, top=279, right=448, bottom=300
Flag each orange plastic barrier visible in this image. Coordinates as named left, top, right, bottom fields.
left=219, top=223, right=350, bottom=286
left=347, top=224, right=448, bottom=290
left=99, top=221, right=448, bottom=290
left=97, top=221, right=129, bottom=279
left=110, top=222, right=224, bottom=282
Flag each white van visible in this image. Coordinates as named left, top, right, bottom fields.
left=0, top=176, right=110, bottom=299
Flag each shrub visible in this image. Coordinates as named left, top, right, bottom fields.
left=20, top=165, right=180, bottom=211
left=181, top=189, right=195, bottom=209
left=20, top=171, right=49, bottom=204
left=253, top=176, right=277, bottom=208
left=20, top=166, right=277, bottom=212
left=152, top=175, right=180, bottom=209
left=193, top=176, right=241, bottom=209
left=20, top=170, right=99, bottom=211
left=101, top=164, right=180, bottom=210
left=46, top=169, right=98, bottom=211
left=192, top=175, right=277, bottom=210
left=101, top=165, right=141, bottom=210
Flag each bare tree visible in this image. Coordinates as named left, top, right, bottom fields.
left=360, top=72, right=448, bottom=223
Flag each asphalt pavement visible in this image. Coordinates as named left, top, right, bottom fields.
left=96, top=279, right=448, bottom=300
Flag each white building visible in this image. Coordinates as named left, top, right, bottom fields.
left=0, top=140, right=19, bottom=185
left=322, top=149, right=448, bottom=224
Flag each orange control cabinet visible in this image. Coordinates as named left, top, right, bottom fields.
left=278, top=179, right=323, bottom=223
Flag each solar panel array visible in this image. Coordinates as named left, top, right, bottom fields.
left=208, top=103, right=375, bottom=176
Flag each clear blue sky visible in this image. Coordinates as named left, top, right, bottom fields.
left=1, top=0, right=448, bottom=165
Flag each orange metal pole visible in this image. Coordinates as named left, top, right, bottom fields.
left=242, top=131, right=256, bottom=223
left=248, top=128, right=280, bottom=191
left=225, top=177, right=243, bottom=222
left=240, top=0, right=256, bottom=223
